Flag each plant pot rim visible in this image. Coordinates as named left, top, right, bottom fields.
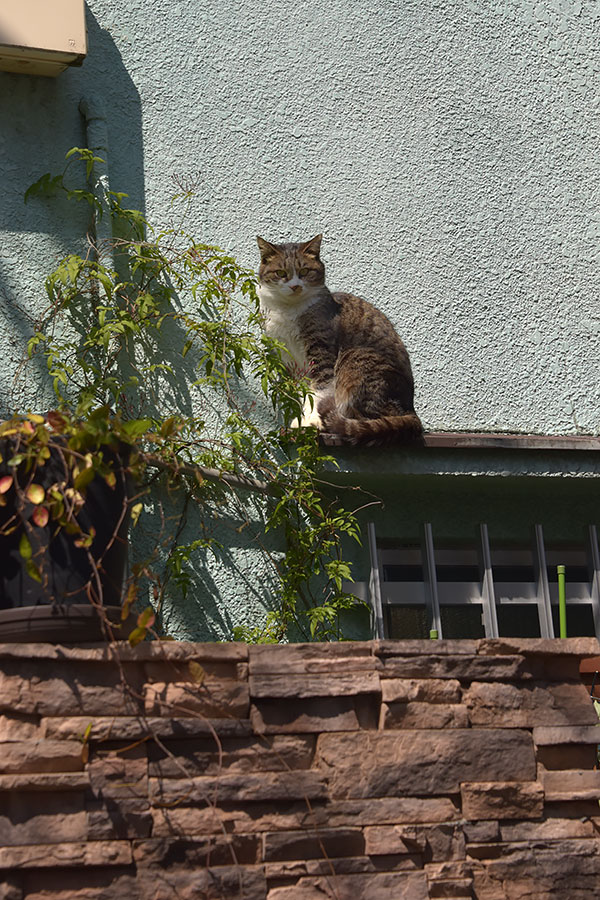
left=0, top=604, right=134, bottom=643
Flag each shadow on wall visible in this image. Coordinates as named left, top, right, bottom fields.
left=0, top=5, right=144, bottom=414
left=134, top=486, right=284, bottom=642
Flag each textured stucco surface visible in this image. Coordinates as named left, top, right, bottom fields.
left=1, top=0, right=599, bottom=638
left=1, top=0, right=599, bottom=432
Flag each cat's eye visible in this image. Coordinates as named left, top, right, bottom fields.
left=276, top=269, right=287, bottom=278
left=298, top=267, right=309, bottom=277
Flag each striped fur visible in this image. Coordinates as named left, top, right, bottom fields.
left=257, top=235, right=423, bottom=446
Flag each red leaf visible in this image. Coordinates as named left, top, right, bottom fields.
left=0, top=476, right=13, bottom=494
left=47, top=411, right=67, bottom=432
left=32, top=506, right=49, bottom=527
left=137, top=606, right=155, bottom=629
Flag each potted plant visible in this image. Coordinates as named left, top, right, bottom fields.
left=0, top=408, right=137, bottom=642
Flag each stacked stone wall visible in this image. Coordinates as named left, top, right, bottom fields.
left=1, top=638, right=600, bottom=898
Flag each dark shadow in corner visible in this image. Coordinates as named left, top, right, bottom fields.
left=0, top=4, right=145, bottom=232
left=0, top=5, right=145, bottom=415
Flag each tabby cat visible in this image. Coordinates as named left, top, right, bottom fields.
left=256, top=234, right=423, bottom=446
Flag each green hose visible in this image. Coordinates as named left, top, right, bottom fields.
left=557, top=565, right=567, bottom=638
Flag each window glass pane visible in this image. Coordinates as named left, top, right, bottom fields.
left=491, top=547, right=535, bottom=583
left=440, top=604, right=485, bottom=639
left=386, top=605, right=430, bottom=639
left=551, top=604, right=596, bottom=637
left=383, top=564, right=423, bottom=582
left=497, top=603, right=541, bottom=638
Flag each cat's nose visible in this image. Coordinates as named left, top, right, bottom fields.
left=290, top=284, right=302, bottom=293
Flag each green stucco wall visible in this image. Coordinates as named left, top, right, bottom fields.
left=1, top=1, right=599, bottom=639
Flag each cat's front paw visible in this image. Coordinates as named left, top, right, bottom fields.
left=298, top=395, right=323, bottom=430
left=300, top=410, right=323, bottom=429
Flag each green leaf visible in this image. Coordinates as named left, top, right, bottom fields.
left=121, top=418, right=152, bottom=439
left=137, top=606, right=155, bottom=629
left=188, top=661, right=205, bottom=684
left=127, top=626, right=147, bottom=647
left=73, top=466, right=95, bottom=491
left=26, top=484, right=46, bottom=505
left=19, top=533, right=32, bottom=560
left=25, top=559, right=42, bottom=583
left=121, top=582, right=137, bottom=620
left=130, top=502, right=143, bottom=526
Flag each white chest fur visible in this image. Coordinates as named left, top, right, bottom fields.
left=258, top=283, right=330, bottom=428
left=258, top=284, right=321, bottom=372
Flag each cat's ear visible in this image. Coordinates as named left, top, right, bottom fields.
left=300, top=234, right=323, bottom=259
left=257, top=236, right=278, bottom=261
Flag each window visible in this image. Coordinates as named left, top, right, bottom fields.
left=358, top=522, right=600, bottom=641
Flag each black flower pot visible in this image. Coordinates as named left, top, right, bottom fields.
left=0, top=441, right=132, bottom=642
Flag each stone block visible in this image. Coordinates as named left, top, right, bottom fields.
left=365, top=824, right=465, bottom=862
left=250, top=697, right=364, bottom=734
left=377, top=640, right=478, bottom=657
left=43, top=715, right=253, bottom=741
left=544, top=800, right=600, bottom=820
left=20, top=871, right=138, bottom=900
left=136, top=864, right=265, bottom=900
left=0, top=741, right=84, bottom=774
left=381, top=702, right=469, bottom=729
left=464, top=681, right=597, bottom=727
left=0, top=641, right=238, bottom=662
left=267, top=871, right=430, bottom=899
left=500, top=817, right=596, bottom=841
left=381, top=678, right=461, bottom=704
left=0, top=714, right=40, bottom=742
left=463, top=821, right=500, bottom=843
left=461, top=781, right=544, bottom=820
left=60, top=640, right=247, bottom=663
left=364, top=824, right=426, bottom=855
left=152, top=800, right=330, bottom=837
left=0, top=662, right=145, bottom=716
left=323, top=797, right=461, bottom=827
left=0, top=841, right=132, bottom=868
left=264, top=854, right=422, bottom=880
left=0, top=773, right=90, bottom=792
left=133, top=835, right=261, bottom=867
left=148, top=734, right=316, bottom=778
left=537, top=743, right=597, bottom=771
left=149, top=770, right=328, bottom=805
left=378, top=655, right=530, bottom=682
left=533, top=725, right=600, bottom=745
left=249, top=642, right=375, bottom=674
left=144, top=680, right=250, bottom=718
left=477, top=638, right=600, bottom=657
left=541, top=768, right=600, bottom=801
left=143, top=659, right=247, bottom=683
left=249, top=672, right=380, bottom=698
left=263, top=827, right=364, bottom=862
left=317, top=729, right=536, bottom=798
left=0, top=791, right=88, bottom=845
left=0, top=877, right=22, bottom=900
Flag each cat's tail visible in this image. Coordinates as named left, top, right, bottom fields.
left=320, top=408, right=424, bottom=447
